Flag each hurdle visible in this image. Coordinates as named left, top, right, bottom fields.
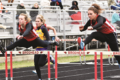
left=79, top=47, right=86, bottom=65
left=48, top=51, right=51, bottom=80
left=4, top=51, right=120, bottom=80
left=55, top=46, right=58, bottom=80
left=5, top=51, right=13, bottom=80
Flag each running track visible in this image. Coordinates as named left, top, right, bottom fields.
left=0, top=59, right=120, bottom=80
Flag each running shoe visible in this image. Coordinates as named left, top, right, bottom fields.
left=50, top=55, right=55, bottom=69
left=77, top=37, right=84, bottom=50
left=49, top=41, right=59, bottom=46
left=32, top=70, right=37, bottom=74
left=32, top=70, right=36, bottom=74
left=116, top=60, right=120, bottom=68
left=50, top=55, right=55, bottom=64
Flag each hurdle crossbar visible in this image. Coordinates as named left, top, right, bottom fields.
left=1, top=51, right=120, bottom=55
left=58, top=39, right=97, bottom=41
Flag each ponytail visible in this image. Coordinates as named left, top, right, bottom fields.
left=88, top=4, right=104, bottom=14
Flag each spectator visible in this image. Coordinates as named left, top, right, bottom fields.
left=16, top=0, right=26, bottom=19
left=50, top=0, right=63, bottom=9
left=72, top=1, right=79, bottom=10
left=0, top=1, right=9, bottom=14
left=7, top=0, right=14, bottom=6
left=108, top=0, right=120, bottom=10
left=114, top=0, right=120, bottom=9
left=68, top=5, right=77, bottom=16
left=108, top=0, right=116, bottom=9
left=50, top=0, right=56, bottom=6
left=57, top=0, right=63, bottom=9
left=30, top=3, right=39, bottom=21
left=111, top=8, right=120, bottom=28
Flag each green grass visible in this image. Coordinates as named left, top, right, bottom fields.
left=0, top=55, right=109, bottom=70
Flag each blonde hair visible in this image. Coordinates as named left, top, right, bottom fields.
left=36, top=14, right=45, bottom=25
left=34, top=3, right=39, bottom=8
left=88, top=4, right=104, bottom=14
left=20, top=13, right=31, bottom=22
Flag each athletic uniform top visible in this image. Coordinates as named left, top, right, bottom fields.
left=36, top=24, right=50, bottom=48
left=81, top=15, right=116, bottom=34
left=18, top=22, right=38, bottom=41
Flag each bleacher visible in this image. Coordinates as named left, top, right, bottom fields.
left=0, top=0, right=119, bottom=51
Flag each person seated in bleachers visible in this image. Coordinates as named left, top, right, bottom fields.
left=7, top=0, right=14, bottom=6
left=68, top=5, right=77, bottom=16
left=30, top=3, right=39, bottom=21
left=111, top=8, right=120, bottom=29
left=72, top=1, right=79, bottom=10
left=0, top=1, right=10, bottom=15
left=50, top=0, right=56, bottom=7
left=108, top=0, right=120, bottom=10
left=16, top=0, right=26, bottom=19
left=50, top=0, right=63, bottom=9
left=56, top=0, right=63, bottom=9
left=108, top=0, right=116, bottom=10
left=114, top=0, right=120, bottom=9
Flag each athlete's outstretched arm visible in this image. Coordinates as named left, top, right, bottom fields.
left=46, top=25, right=59, bottom=41
left=80, top=20, right=91, bottom=31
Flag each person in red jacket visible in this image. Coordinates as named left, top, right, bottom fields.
left=78, top=4, right=120, bottom=67
left=0, top=13, right=59, bottom=55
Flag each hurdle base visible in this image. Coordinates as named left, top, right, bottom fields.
left=48, top=78, right=50, bottom=80
left=11, top=77, right=13, bottom=80
left=6, top=77, right=8, bottom=80
left=55, top=78, right=57, bottom=80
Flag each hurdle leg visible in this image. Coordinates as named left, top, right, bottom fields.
left=79, top=54, right=82, bottom=64
left=112, top=55, right=114, bottom=65
left=94, top=52, right=97, bottom=80
left=84, top=54, right=86, bottom=64
left=108, top=45, right=112, bottom=65
left=48, top=51, right=51, bottom=80
left=108, top=55, right=112, bottom=65
left=55, top=46, right=58, bottom=80
left=10, top=51, right=13, bottom=80
left=100, top=52, right=103, bottom=80
left=5, top=52, right=8, bottom=80
left=84, top=47, right=86, bottom=64
left=79, top=49, right=82, bottom=64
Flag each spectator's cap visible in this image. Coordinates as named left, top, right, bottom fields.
left=20, top=0, right=24, bottom=4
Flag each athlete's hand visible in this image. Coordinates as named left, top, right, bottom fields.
left=55, top=36, right=60, bottom=42
left=79, top=26, right=84, bottom=31
left=19, top=35, right=23, bottom=39
left=16, top=35, right=23, bottom=40
left=87, top=26, right=93, bottom=30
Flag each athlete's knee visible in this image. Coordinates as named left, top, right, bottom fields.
left=38, top=62, right=44, bottom=67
